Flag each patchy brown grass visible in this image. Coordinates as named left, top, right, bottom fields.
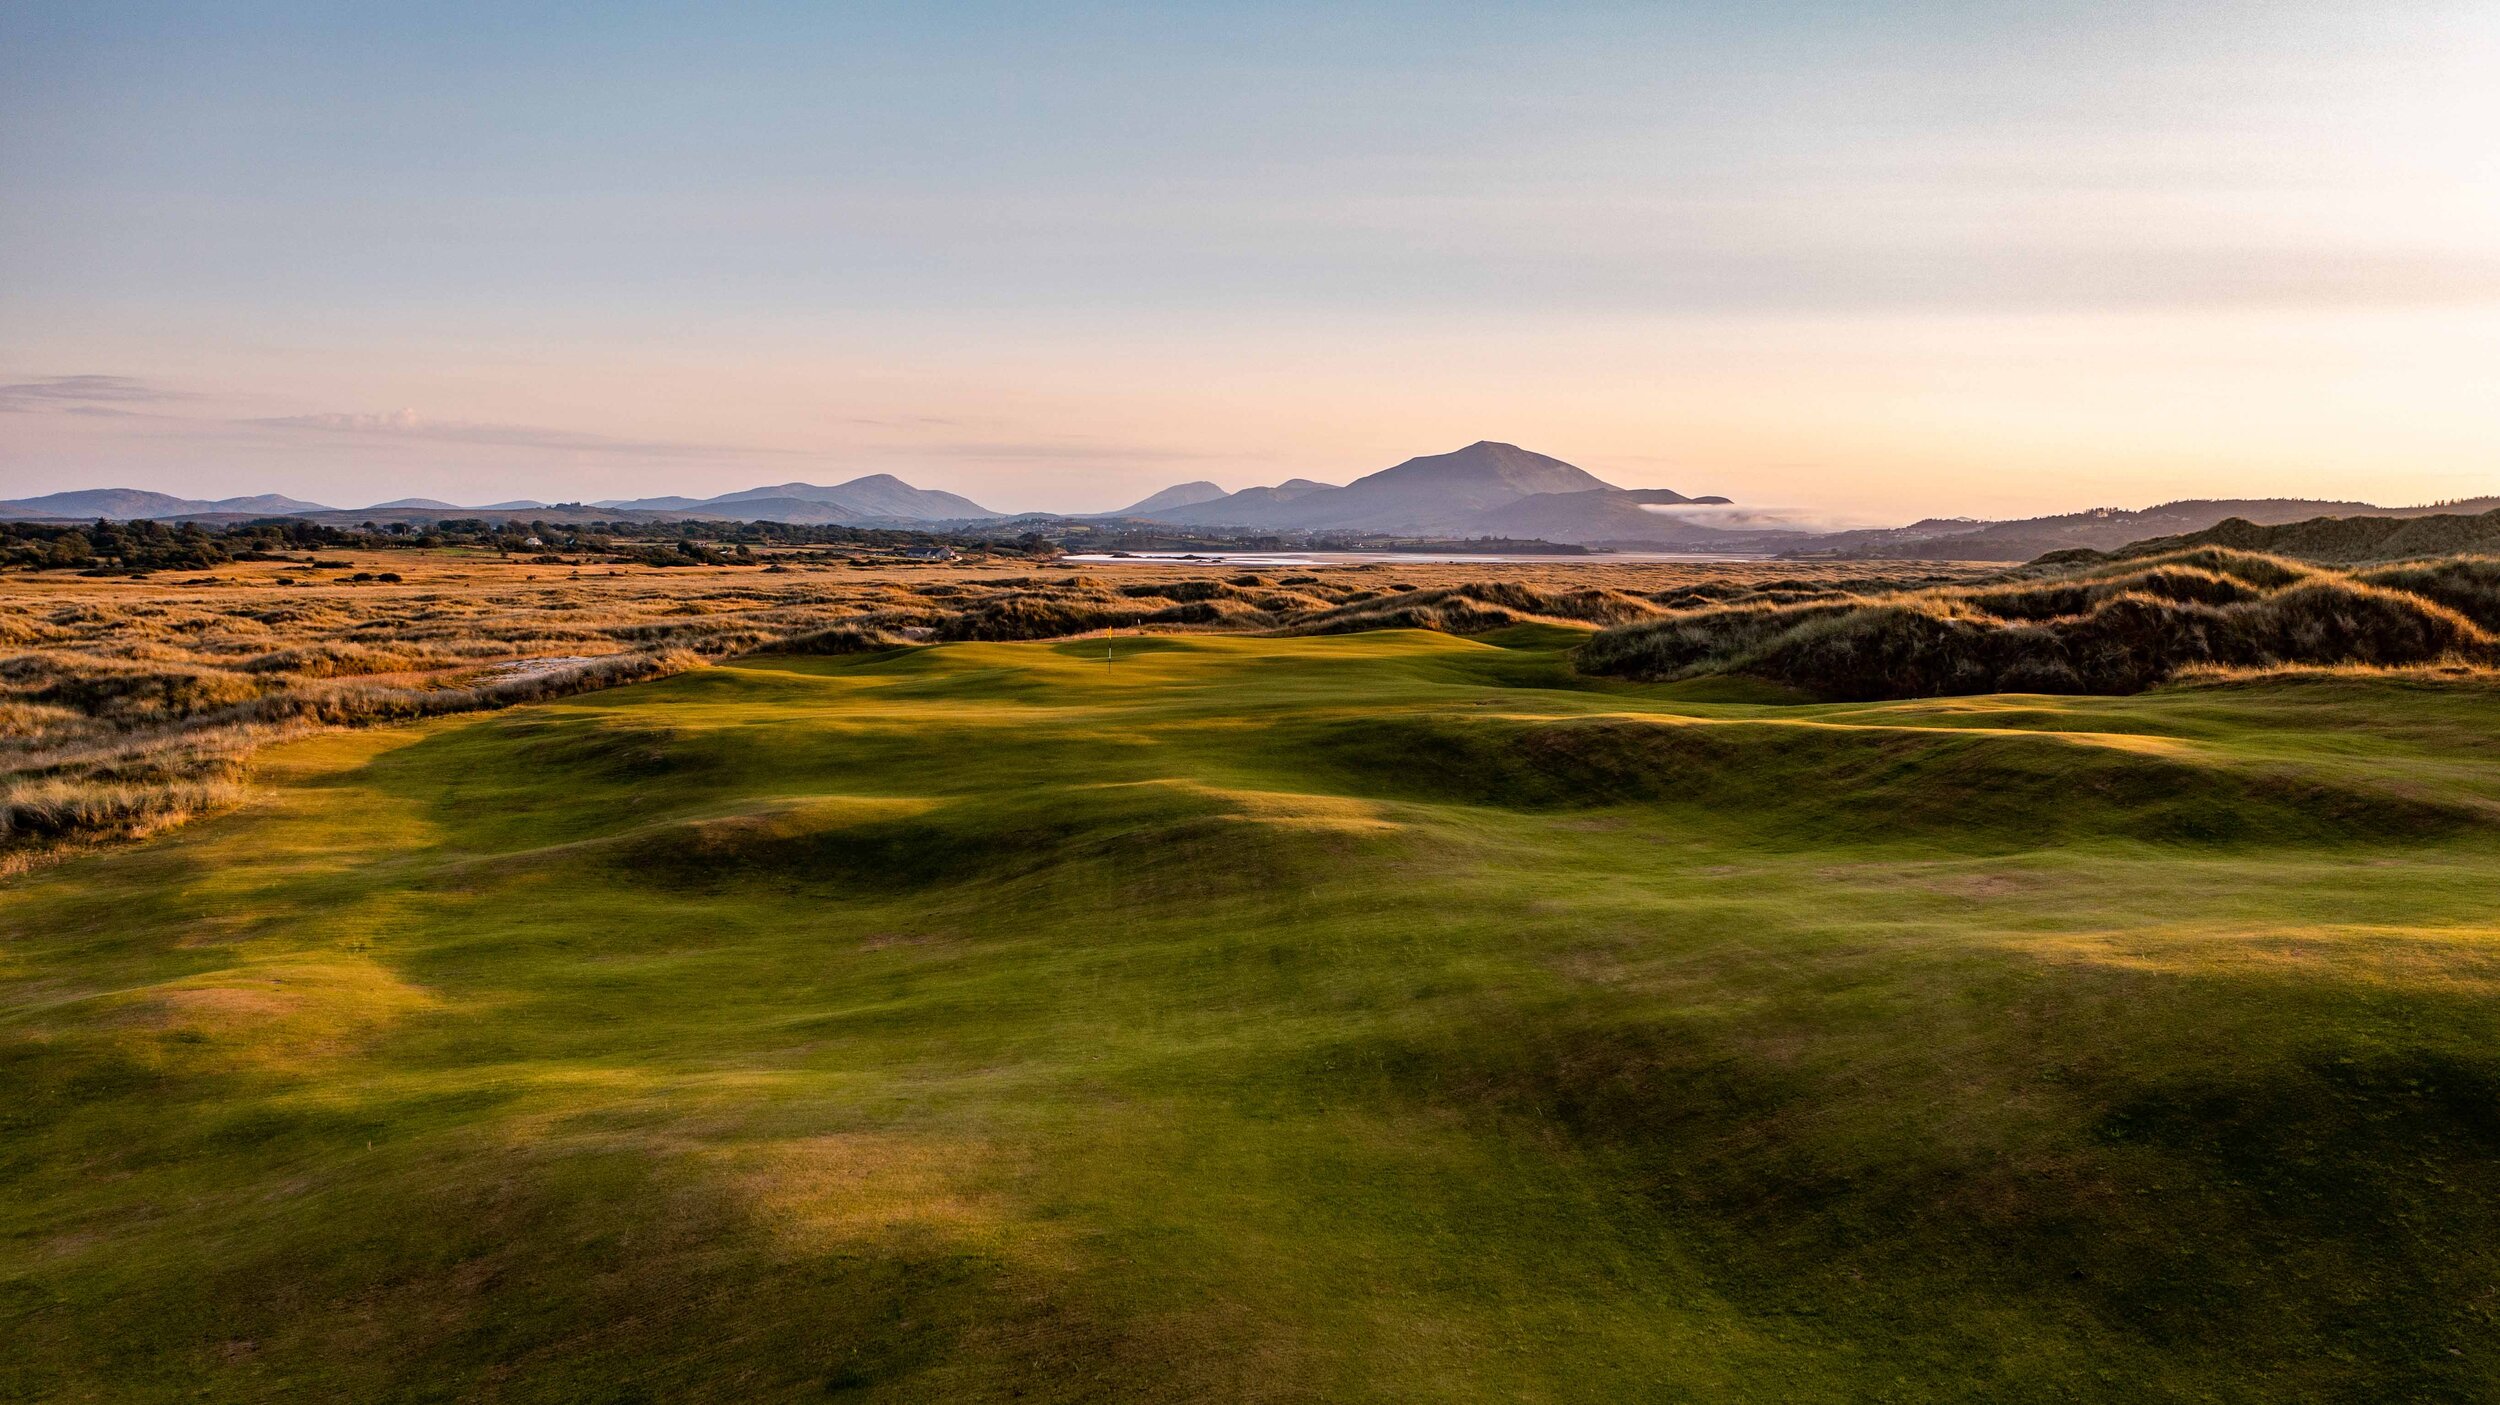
left=0, top=549, right=1987, bottom=862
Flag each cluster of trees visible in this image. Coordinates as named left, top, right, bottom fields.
left=0, top=518, right=290, bottom=572
left=506, top=518, right=969, bottom=565
left=1012, top=522, right=1290, bottom=554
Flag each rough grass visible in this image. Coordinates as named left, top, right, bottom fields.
left=1580, top=548, right=2500, bottom=699
left=0, top=556, right=1978, bottom=860
left=5, top=542, right=2482, bottom=866
left=1281, top=581, right=1671, bottom=635
left=5, top=632, right=2500, bottom=1400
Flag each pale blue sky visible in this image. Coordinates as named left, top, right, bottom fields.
left=3, top=2, right=2494, bottom=516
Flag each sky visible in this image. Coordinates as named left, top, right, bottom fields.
left=2, top=1, right=2495, bottom=522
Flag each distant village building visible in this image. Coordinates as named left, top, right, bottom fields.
left=901, top=545, right=956, bottom=561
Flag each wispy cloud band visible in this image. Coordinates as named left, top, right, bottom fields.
left=0, top=375, right=186, bottom=413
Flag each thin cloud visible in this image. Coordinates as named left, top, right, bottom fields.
left=923, top=439, right=1261, bottom=463
left=244, top=409, right=790, bottom=459
left=1640, top=502, right=1895, bottom=534
left=0, top=374, right=184, bottom=412
left=829, top=414, right=980, bottom=429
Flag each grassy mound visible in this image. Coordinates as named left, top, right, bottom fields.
left=605, top=782, right=1400, bottom=900
left=1288, top=710, right=2485, bottom=847
left=1581, top=549, right=2499, bottom=698
left=2095, top=508, right=2500, bottom=564
left=2354, top=557, right=2500, bottom=631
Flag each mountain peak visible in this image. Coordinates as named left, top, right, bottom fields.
left=1112, top=481, right=1229, bottom=516
left=1360, top=442, right=1616, bottom=498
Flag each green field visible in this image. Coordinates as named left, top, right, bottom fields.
left=7, top=629, right=2500, bottom=1401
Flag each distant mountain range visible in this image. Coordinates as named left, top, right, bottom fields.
left=5, top=446, right=2491, bottom=560
left=0, top=474, right=1008, bottom=528
left=594, top=474, right=1001, bottom=524
left=0, top=488, right=339, bottom=520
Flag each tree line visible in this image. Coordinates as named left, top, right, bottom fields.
left=0, top=515, right=1045, bottom=573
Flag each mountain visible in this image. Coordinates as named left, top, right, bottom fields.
left=1110, top=481, right=1228, bottom=516
left=1788, top=497, right=2500, bottom=562
left=1126, top=442, right=1762, bottom=543
left=0, top=489, right=201, bottom=519
left=1158, top=478, right=1338, bottom=520
left=1144, top=442, right=1623, bottom=534
left=655, top=496, right=902, bottom=526
left=210, top=493, right=334, bottom=514
left=715, top=474, right=998, bottom=521
left=600, top=474, right=1001, bottom=524
left=1199, top=441, right=1609, bottom=532
left=365, top=497, right=464, bottom=511
left=595, top=495, right=712, bottom=512
left=0, top=488, right=335, bottom=520
left=1264, top=478, right=1335, bottom=501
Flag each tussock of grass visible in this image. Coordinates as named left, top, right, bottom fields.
left=1284, top=581, right=1664, bottom=635
left=0, top=774, right=246, bottom=848
left=6, top=653, right=266, bottom=721
left=779, top=622, right=916, bottom=654
left=238, top=641, right=450, bottom=677
left=929, top=583, right=1327, bottom=640
left=933, top=591, right=1158, bottom=640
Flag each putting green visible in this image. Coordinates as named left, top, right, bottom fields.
left=7, top=630, right=2500, bottom=1401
